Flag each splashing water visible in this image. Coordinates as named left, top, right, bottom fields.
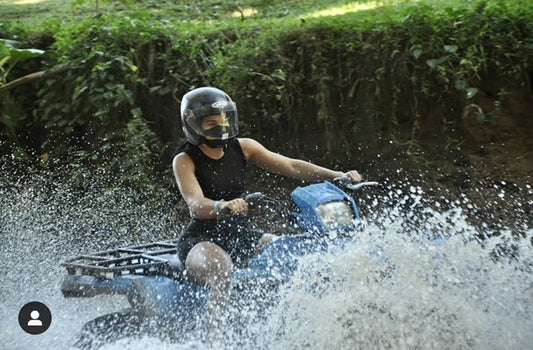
left=243, top=229, right=532, bottom=349
left=1, top=171, right=531, bottom=350
left=0, top=169, right=186, bottom=350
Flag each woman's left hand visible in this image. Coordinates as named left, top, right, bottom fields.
left=343, top=170, right=362, bottom=183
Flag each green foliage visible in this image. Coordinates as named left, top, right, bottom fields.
left=0, top=0, right=531, bottom=181
left=0, top=38, right=45, bottom=84
left=35, top=14, right=169, bottom=158
left=0, top=39, right=45, bottom=150
left=101, top=113, right=163, bottom=185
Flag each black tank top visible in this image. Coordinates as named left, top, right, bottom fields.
left=182, top=138, right=247, bottom=200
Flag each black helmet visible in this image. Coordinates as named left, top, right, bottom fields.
left=180, top=87, right=239, bottom=146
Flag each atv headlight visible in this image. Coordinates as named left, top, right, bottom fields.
left=316, top=200, right=355, bottom=229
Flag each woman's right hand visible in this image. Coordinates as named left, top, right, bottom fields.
left=218, top=198, right=248, bottom=214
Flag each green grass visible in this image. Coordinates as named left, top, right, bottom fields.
left=3, top=0, right=530, bottom=33
left=0, top=0, right=417, bottom=27
left=3, top=0, right=521, bottom=40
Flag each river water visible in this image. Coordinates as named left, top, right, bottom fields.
left=1, top=169, right=531, bottom=350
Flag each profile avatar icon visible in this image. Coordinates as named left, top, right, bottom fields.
left=18, top=301, right=51, bottom=335
left=27, top=310, right=43, bottom=327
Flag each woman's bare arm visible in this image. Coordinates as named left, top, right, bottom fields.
left=239, top=138, right=361, bottom=182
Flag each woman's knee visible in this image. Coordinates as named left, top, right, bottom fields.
left=185, top=241, right=234, bottom=284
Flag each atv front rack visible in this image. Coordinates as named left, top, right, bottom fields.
left=61, top=240, right=182, bottom=279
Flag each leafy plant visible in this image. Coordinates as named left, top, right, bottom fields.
left=0, top=39, right=45, bottom=149
left=0, top=39, right=45, bottom=85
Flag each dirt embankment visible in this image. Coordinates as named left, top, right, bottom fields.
left=364, top=77, right=533, bottom=232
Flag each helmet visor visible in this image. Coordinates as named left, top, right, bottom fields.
left=183, top=101, right=239, bottom=140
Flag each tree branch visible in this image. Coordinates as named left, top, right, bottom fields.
left=0, top=64, right=69, bottom=94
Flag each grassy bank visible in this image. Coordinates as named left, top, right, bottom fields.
left=1, top=0, right=413, bottom=24
left=1, top=0, right=532, bottom=190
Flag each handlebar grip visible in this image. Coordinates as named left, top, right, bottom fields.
left=216, top=192, right=267, bottom=216
left=333, top=176, right=379, bottom=190
left=347, top=181, right=379, bottom=190
left=333, top=175, right=353, bottom=187
left=218, top=206, right=232, bottom=215
left=244, top=192, right=265, bottom=209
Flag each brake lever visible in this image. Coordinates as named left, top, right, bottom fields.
left=245, top=192, right=282, bottom=212
left=219, top=192, right=273, bottom=216
left=333, top=176, right=379, bottom=191
left=346, top=181, right=379, bottom=190
left=244, top=192, right=265, bottom=209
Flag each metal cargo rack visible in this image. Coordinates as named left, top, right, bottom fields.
left=61, top=240, right=180, bottom=279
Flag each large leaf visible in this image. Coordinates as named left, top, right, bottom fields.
left=0, top=39, right=45, bottom=62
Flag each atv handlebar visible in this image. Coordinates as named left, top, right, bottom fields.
left=219, top=178, right=377, bottom=216
left=333, top=176, right=379, bottom=191
left=218, top=192, right=281, bottom=216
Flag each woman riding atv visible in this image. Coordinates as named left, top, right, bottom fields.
left=173, top=87, right=362, bottom=334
